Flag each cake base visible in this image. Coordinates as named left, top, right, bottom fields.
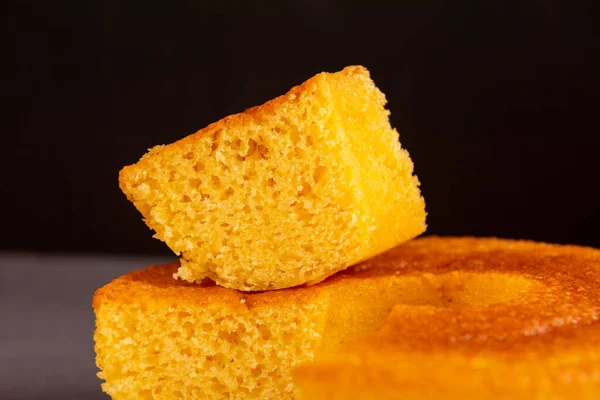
left=94, top=237, right=600, bottom=399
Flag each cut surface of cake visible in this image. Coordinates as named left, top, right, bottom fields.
left=94, top=237, right=600, bottom=399
left=118, top=66, right=426, bottom=290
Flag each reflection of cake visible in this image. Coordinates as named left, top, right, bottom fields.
left=118, top=66, right=426, bottom=291
left=93, top=237, right=600, bottom=399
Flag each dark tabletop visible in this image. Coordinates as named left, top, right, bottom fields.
left=0, top=253, right=174, bottom=400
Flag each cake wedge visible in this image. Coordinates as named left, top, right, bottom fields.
left=119, top=66, right=426, bottom=290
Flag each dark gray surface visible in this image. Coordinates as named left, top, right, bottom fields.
left=0, top=253, right=174, bottom=400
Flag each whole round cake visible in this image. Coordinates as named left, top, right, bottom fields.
left=94, top=237, right=600, bottom=399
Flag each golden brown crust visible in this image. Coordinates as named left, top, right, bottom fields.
left=92, top=262, right=323, bottom=311
left=118, top=66, right=367, bottom=190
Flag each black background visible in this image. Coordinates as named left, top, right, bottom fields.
left=3, top=1, right=599, bottom=255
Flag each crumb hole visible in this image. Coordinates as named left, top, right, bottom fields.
left=220, top=188, right=234, bottom=200
left=293, top=206, right=313, bottom=222
left=180, top=348, right=192, bottom=356
left=193, top=162, right=205, bottom=172
left=252, top=365, right=263, bottom=378
left=313, top=166, right=327, bottom=183
left=302, top=244, right=314, bottom=253
left=283, top=331, right=294, bottom=342
left=290, top=128, right=300, bottom=142
left=210, top=130, right=222, bottom=154
left=298, top=182, right=313, bottom=197
left=218, top=330, right=240, bottom=344
left=183, top=322, right=194, bottom=337
left=257, top=144, right=269, bottom=159
left=252, top=365, right=263, bottom=377
left=211, top=175, right=222, bottom=188
left=258, top=325, right=271, bottom=340
left=246, top=138, right=258, bottom=158
left=206, top=353, right=226, bottom=365
left=211, top=381, right=227, bottom=392
left=183, top=152, right=193, bottom=160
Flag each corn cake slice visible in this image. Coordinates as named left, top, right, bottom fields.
left=119, top=66, right=426, bottom=290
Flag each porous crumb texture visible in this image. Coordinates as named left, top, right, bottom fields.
left=93, top=266, right=328, bottom=400
left=118, top=65, right=426, bottom=290
left=94, top=237, right=600, bottom=399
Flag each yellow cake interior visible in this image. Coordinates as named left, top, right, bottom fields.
left=118, top=66, right=426, bottom=291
